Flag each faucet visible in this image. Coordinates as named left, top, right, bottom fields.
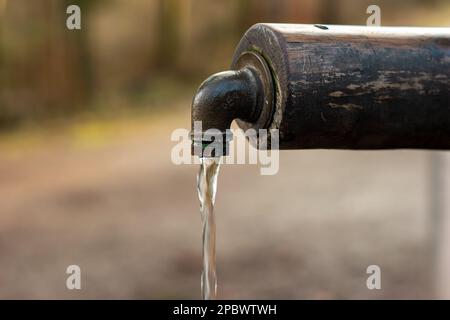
left=191, top=51, right=274, bottom=157
left=191, top=24, right=450, bottom=157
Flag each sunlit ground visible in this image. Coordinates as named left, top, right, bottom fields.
left=0, top=97, right=437, bottom=299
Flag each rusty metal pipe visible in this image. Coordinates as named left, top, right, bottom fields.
left=191, top=24, right=450, bottom=156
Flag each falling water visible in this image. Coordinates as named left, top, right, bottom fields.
left=197, top=157, right=221, bottom=300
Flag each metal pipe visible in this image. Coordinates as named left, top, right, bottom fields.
left=191, top=24, right=450, bottom=156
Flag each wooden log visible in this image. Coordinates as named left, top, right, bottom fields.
left=232, top=24, right=450, bottom=149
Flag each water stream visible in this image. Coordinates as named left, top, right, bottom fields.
left=197, top=157, right=221, bottom=300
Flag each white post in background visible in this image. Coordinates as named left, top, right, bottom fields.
left=432, top=152, right=450, bottom=299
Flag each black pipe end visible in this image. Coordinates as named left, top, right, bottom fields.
left=190, top=51, right=274, bottom=158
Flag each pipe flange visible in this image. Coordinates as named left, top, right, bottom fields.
left=232, top=51, right=275, bottom=132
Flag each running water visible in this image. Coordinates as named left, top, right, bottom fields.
left=197, top=157, right=221, bottom=300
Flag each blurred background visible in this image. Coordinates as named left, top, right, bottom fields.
left=0, top=0, right=449, bottom=299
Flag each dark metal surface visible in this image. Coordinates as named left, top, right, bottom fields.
left=191, top=51, right=273, bottom=157
left=191, top=24, right=450, bottom=154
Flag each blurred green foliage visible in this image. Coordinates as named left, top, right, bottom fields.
left=0, top=0, right=448, bottom=130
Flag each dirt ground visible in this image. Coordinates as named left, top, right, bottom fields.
left=0, top=107, right=440, bottom=299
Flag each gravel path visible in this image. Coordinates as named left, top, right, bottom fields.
left=0, top=110, right=439, bottom=299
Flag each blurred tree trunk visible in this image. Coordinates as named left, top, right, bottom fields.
left=431, top=153, right=450, bottom=299
left=61, top=0, right=98, bottom=109
left=234, top=0, right=254, bottom=36
left=179, top=0, right=192, bottom=52
left=319, top=0, right=341, bottom=24
left=156, top=0, right=181, bottom=72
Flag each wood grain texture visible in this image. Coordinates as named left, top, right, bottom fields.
left=232, top=24, right=450, bottom=149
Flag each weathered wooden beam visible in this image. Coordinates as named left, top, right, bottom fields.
left=231, top=24, right=450, bottom=149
